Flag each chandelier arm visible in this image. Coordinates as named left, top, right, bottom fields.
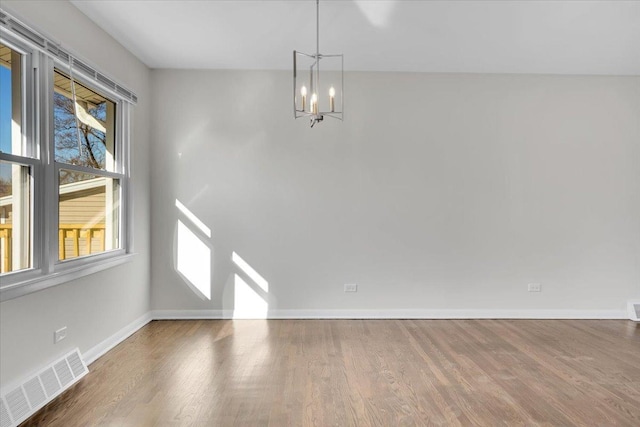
left=293, top=51, right=297, bottom=118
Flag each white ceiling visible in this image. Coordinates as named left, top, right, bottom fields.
left=70, top=0, right=640, bottom=75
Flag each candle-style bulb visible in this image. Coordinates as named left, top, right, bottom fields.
left=300, top=86, right=308, bottom=111
left=311, top=93, right=318, bottom=114
left=329, top=86, right=335, bottom=112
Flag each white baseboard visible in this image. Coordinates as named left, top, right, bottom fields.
left=82, top=312, right=153, bottom=365
left=152, top=309, right=232, bottom=320
left=628, top=300, right=640, bottom=321
left=152, top=308, right=626, bottom=320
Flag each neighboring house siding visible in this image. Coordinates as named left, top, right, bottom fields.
left=1, top=180, right=108, bottom=271
left=59, top=187, right=106, bottom=225
left=59, top=184, right=107, bottom=259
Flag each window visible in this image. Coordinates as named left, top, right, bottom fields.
left=0, top=162, right=31, bottom=273
left=0, top=42, right=34, bottom=275
left=54, top=70, right=122, bottom=261
left=53, top=70, right=116, bottom=169
left=0, top=18, right=136, bottom=301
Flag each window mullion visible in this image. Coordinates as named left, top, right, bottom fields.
left=120, top=102, right=131, bottom=253
left=29, top=47, right=40, bottom=274
left=41, top=55, right=57, bottom=275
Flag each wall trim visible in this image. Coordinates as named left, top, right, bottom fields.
left=151, top=308, right=626, bottom=320
left=82, top=312, right=153, bottom=366
left=153, top=309, right=232, bottom=320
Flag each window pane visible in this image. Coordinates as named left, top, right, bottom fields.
left=0, top=44, right=25, bottom=157
left=58, top=170, right=120, bottom=261
left=0, top=162, right=31, bottom=273
left=54, top=70, right=116, bottom=171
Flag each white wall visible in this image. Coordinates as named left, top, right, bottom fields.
left=0, top=3, right=637, bottom=393
left=0, top=1, right=151, bottom=386
left=150, top=70, right=639, bottom=317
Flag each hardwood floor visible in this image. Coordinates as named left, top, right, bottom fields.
left=22, top=319, right=640, bottom=426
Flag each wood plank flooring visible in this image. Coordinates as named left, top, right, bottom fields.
left=22, top=319, right=640, bottom=426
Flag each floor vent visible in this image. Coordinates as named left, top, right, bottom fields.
left=39, top=368, right=60, bottom=397
left=629, top=301, right=640, bottom=322
left=0, top=399, right=11, bottom=427
left=0, top=349, right=88, bottom=427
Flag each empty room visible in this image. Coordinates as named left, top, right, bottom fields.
left=0, top=0, right=639, bottom=425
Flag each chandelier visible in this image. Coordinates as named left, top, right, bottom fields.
left=293, top=0, right=343, bottom=127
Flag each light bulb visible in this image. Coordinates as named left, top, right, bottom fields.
left=329, top=87, right=335, bottom=112
left=300, top=86, right=308, bottom=111
left=311, top=93, right=318, bottom=103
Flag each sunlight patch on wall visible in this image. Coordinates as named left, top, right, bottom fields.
left=176, top=219, right=211, bottom=300
left=233, top=274, right=268, bottom=319
left=355, top=0, right=397, bottom=28
left=232, top=251, right=268, bottom=292
left=175, top=199, right=211, bottom=237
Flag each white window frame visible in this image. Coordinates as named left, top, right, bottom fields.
left=0, top=18, right=135, bottom=302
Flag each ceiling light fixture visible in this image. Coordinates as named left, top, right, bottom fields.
left=293, top=0, right=343, bottom=127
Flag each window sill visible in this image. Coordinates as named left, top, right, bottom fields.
left=0, top=253, right=136, bottom=302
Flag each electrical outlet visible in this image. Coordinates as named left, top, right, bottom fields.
left=528, top=283, right=541, bottom=292
left=344, top=283, right=357, bottom=293
left=54, top=326, right=67, bottom=343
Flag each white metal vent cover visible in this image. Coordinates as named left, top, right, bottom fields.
left=39, top=367, right=60, bottom=398
left=22, top=378, right=46, bottom=410
left=4, top=390, right=28, bottom=423
left=53, top=360, right=73, bottom=388
left=0, top=399, right=11, bottom=427
left=628, top=301, right=640, bottom=322
left=0, top=348, right=88, bottom=427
